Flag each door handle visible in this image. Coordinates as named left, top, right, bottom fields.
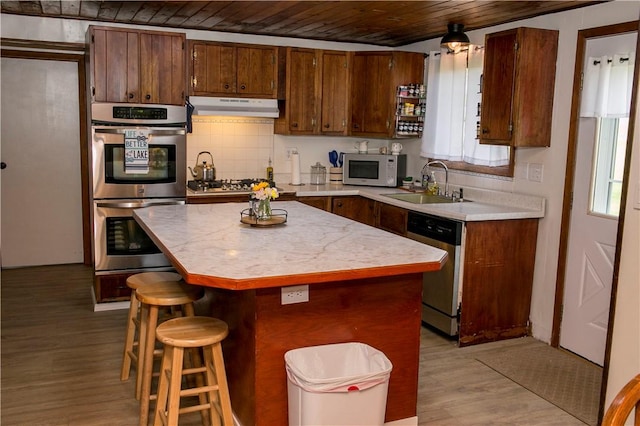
left=96, top=200, right=185, bottom=209
left=94, top=128, right=186, bottom=136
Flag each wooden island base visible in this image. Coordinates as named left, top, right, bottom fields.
left=208, top=273, right=423, bottom=426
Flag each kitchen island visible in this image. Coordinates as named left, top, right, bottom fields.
left=134, top=201, right=447, bottom=425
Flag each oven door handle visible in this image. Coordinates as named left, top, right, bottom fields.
left=93, top=128, right=186, bottom=136
left=96, top=200, right=186, bottom=209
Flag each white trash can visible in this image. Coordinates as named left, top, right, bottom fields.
left=285, top=342, right=393, bottom=426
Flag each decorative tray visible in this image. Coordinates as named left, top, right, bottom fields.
left=240, top=208, right=288, bottom=227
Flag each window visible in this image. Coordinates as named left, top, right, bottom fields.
left=422, top=47, right=513, bottom=177
left=591, top=117, right=628, bottom=217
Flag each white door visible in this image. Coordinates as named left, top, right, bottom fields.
left=561, top=118, right=618, bottom=366
left=1, top=57, right=83, bottom=267
left=560, top=33, right=636, bottom=366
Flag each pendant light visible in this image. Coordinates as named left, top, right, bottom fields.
left=440, top=23, right=470, bottom=53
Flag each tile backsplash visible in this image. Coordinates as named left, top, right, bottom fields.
left=187, top=116, right=275, bottom=181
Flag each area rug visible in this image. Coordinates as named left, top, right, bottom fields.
left=476, top=344, right=602, bottom=425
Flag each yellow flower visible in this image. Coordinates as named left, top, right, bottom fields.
left=251, top=181, right=278, bottom=200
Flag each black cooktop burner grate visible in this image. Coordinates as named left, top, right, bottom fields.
left=188, top=178, right=276, bottom=193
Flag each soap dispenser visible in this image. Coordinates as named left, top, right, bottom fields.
left=427, top=171, right=439, bottom=195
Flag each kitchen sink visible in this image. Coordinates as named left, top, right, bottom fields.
left=384, top=192, right=467, bottom=204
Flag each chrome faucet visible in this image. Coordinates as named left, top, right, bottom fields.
left=422, top=160, right=449, bottom=196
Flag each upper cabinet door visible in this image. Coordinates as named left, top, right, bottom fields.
left=89, top=26, right=186, bottom=105
left=321, top=50, right=350, bottom=135
left=90, top=28, right=139, bottom=103
left=480, top=27, right=558, bottom=147
left=285, top=48, right=319, bottom=134
left=350, top=51, right=423, bottom=138
left=480, top=31, right=517, bottom=142
left=139, top=33, right=186, bottom=105
left=191, top=42, right=236, bottom=95
left=236, top=46, right=279, bottom=97
left=189, top=41, right=282, bottom=99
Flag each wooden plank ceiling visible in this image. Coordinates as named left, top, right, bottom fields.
left=1, top=1, right=603, bottom=47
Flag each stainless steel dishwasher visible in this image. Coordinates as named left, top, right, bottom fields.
left=407, top=211, right=463, bottom=336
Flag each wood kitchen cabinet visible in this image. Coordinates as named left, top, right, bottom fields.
left=275, top=48, right=351, bottom=135
left=332, top=196, right=376, bottom=226
left=189, top=40, right=284, bottom=99
left=479, top=27, right=558, bottom=147
left=88, top=26, right=186, bottom=105
left=296, top=196, right=332, bottom=211
left=376, top=202, right=408, bottom=236
left=350, top=51, right=424, bottom=138
left=458, top=219, right=539, bottom=346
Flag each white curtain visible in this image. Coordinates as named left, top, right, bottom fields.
left=463, top=47, right=509, bottom=166
left=421, top=50, right=466, bottom=161
left=421, top=46, right=509, bottom=166
left=581, top=52, right=635, bottom=117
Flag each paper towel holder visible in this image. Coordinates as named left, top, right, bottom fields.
left=289, top=148, right=305, bottom=186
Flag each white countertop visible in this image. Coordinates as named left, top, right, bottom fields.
left=134, top=201, right=447, bottom=289
left=188, top=183, right=546, bottom=222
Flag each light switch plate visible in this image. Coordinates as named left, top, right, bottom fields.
left=528, top=163, right=544, bottom=183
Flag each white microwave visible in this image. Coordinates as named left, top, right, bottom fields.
left=343, top=154, right=407, bottom=187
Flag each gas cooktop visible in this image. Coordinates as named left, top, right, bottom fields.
left=187, top=179, right=276, bottom=193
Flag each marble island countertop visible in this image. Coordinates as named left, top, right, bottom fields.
left=188, top=183, right=546, bottom=222
left=134, top=201, right=447, bottom=290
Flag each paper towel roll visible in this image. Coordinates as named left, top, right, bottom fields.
left=291, top=152, right=302, bottom=185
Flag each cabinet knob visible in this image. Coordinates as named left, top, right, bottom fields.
left=128, top=93, right=134, bottom=99
left=482, top=128, right=489, bottom=134
left=292, top=123, right=298, bottom=128
left=324, top=123, right=330, bottom=128
left=224, top=84, right=230, bottom=90
left=336, top=201, right=343, bottom=207
left=145, top=94, right=151, bottom=100
left=353, top=123, right=360, bottom=129
left=240, top=84, right=246, bottom=90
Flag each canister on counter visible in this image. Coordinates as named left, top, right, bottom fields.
left=329, top=167, right=343, bottom=185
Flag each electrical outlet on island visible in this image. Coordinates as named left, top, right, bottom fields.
left=281, top=285, right=309, bottom=305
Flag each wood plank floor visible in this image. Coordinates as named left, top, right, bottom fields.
left=1, top=264, right=591, bottom=425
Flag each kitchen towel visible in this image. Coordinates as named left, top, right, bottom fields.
left=291, top=151, right=302, bottom=185
left=124, top=129, right=150, bottom=174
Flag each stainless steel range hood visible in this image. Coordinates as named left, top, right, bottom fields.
left=188, top=96, right=279, bottom=118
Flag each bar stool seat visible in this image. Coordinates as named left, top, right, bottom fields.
left=153, top=316, right=233, bottom=426
left=136, top=280, right=204, bottom=426
left=120, top=272, right=184, bottom=383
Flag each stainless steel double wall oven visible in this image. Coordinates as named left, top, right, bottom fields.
left=90, top=103, right=186, bottom=300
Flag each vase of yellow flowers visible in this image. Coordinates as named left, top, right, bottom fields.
left=251, top=181, right=279, bottom=220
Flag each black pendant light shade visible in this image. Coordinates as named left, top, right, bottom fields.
left=440, top=23, right=470, bottom=52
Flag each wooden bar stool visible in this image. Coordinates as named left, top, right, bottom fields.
left=137, top=281, right=204, bottom=426
left=153, top=316, right=234, bottom=426
left=120, top=272, right=184, bottom=383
